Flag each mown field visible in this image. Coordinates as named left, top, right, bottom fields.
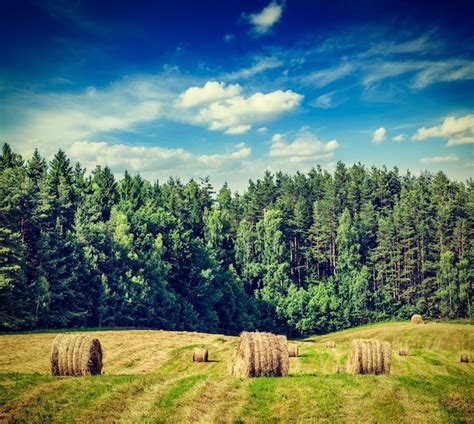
left=0, top=322, right=473, bottom=423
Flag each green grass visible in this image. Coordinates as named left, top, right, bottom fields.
left=151, top=374, right=207, bottom=422
left=0, top=321, right=472, bottom=423
left=434, top=319, right=474, bottom=326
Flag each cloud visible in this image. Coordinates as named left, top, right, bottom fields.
left=269, top=130, right=339, bottom=162
left=245, top=1, right=284, bottom=35
left=372, top=127, right=386, bottom=144
left=257, top=127, right=268, bottom=133
left=69, top=140, right=191, bottom=172
left=447, top=136, right=474, bottom=146
left=223, top=57, right=283, bottom=80
left=310, top=92, right=334, bottom=109
left=68, top=140, right=251, bottom=174
left=302, top=63, right=355, bottom=88
left=271, top=133, right=284, bottom=142
left=420, top=155, right=459, bottom=164
left=362, top=60, right=474, bottom=89
left=195, top=88, right=303, bottom=133
left=199, top=143, right=252, bottom=164
left=223, top=34, right=235, bottom=43
left=224, top=125, right=251, bottom=135
left=412, top=114, right=474, bottom=145
left=392, top=134, right=405, bottom=142
left=360, top=32, right=438, bottom=58
left=410, top=60, right=474, bottom=89
left=176, top=81, right=241, bottom=108
left=2, top=74, right=178, bottom=157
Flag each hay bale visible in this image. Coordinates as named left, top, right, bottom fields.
left=232, top=331, right=289, bottom=377
left=348, top=339, right=391, bottom=375
left=288, top=344, right=299, bottom=357
left=50, top=334, right=103, bottom=376
left=325, top=341, right=336, bottom=348
left=411, top=314, right=423, bottom=324
left=193, top=348, right=208, bottom=362
left=398, top=347, right=409, bottom=356
left=459, top=353, right=470, bottom=363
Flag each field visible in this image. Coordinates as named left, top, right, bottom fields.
left=0, top=322, right=473, bottom=423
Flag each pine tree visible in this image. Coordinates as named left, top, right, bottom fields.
left=336, top=209, right=371, bottom=326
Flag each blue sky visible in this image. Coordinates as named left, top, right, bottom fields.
left=1, top=0, right=473, bottom=190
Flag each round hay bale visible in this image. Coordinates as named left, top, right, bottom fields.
left=50, top=334, right=103, bottom=376
left=410, top=314, right=423, bottom=324
left=232, top=331, right=289, bottom=378
left=193, top=348, right=208, bottom=362
left=459, top=353, right=470, bottom=363
left=325, top=341, right=336, bottom=348
left=288, top=344, right=299, bottom=358
left=398, top=347, right=409, bottom=356
left=348, top=339, right=391, bottom=375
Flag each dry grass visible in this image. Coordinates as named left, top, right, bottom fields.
left=0, top=330, right=221, bottom=375
left=0, top=322, right=473, bottom=423
left=232, top=332, right=289, bottom=377
left=192, top=348, right=208, bottom=362
left=325, top=341, right=336, bottom=348
left=411, top=314, right=424, bottom=324
left=459, top=353, right=470, bottom=363
left=348, top=339, right=391, bottom=375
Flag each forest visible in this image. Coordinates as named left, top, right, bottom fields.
left=0, top=143, right=472, bottom=335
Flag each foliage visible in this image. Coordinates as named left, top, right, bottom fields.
left=0, top=143, right=472, bottom=334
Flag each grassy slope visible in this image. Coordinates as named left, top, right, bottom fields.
left=0, top=322, right=472, bottom=423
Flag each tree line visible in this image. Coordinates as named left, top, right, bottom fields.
left=0, top=143, right=472, bottom=335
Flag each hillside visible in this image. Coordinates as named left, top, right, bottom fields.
left=0, top=322, right=473, bottom=423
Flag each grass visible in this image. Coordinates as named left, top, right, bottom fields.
left=0, top=322, right=472, bottom=423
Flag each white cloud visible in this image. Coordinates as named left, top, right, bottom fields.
left=68, top=140, right=251, bottom=175
left=360, top=32, right=437, bottom=58
left=246, top=1, right=284, bottom=35
left=69, top=140, right=191, bottom=172
left=448, top=136, right=474, bottom=146
left=3, top=74, right=175, bottom=157
left=257, top=127, right=268, bottom=133
left=223, top=57, right=283, bottom=80
left=225, top=125, right=251, bottom=135
left=196, top=89, right=303, bottom=132
left=412, top=114, right=474, bottom=146
left=302, top=63, right=355, bottom=88
left=272, top=133, right=284, bottom=142
left=310, top=92, right=334, bottom=109
left=372, top=127, right=386, bottom=144
left=176, top=81, right=241, bottom=108
left=411, top=60, right=474, bottom=89
left=420, top=155, right=459, bottom=164
left=363, top=61, right=422, bottom=86
left=199, top=143, right=252, bottom=164
left=392, top=134, right=405, bottom=142
left=362, top=60, right=474, bottom=89
left=269, top=130, right=339, bottom=162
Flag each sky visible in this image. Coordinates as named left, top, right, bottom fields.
left=1, top=0, right=473, bottom=191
